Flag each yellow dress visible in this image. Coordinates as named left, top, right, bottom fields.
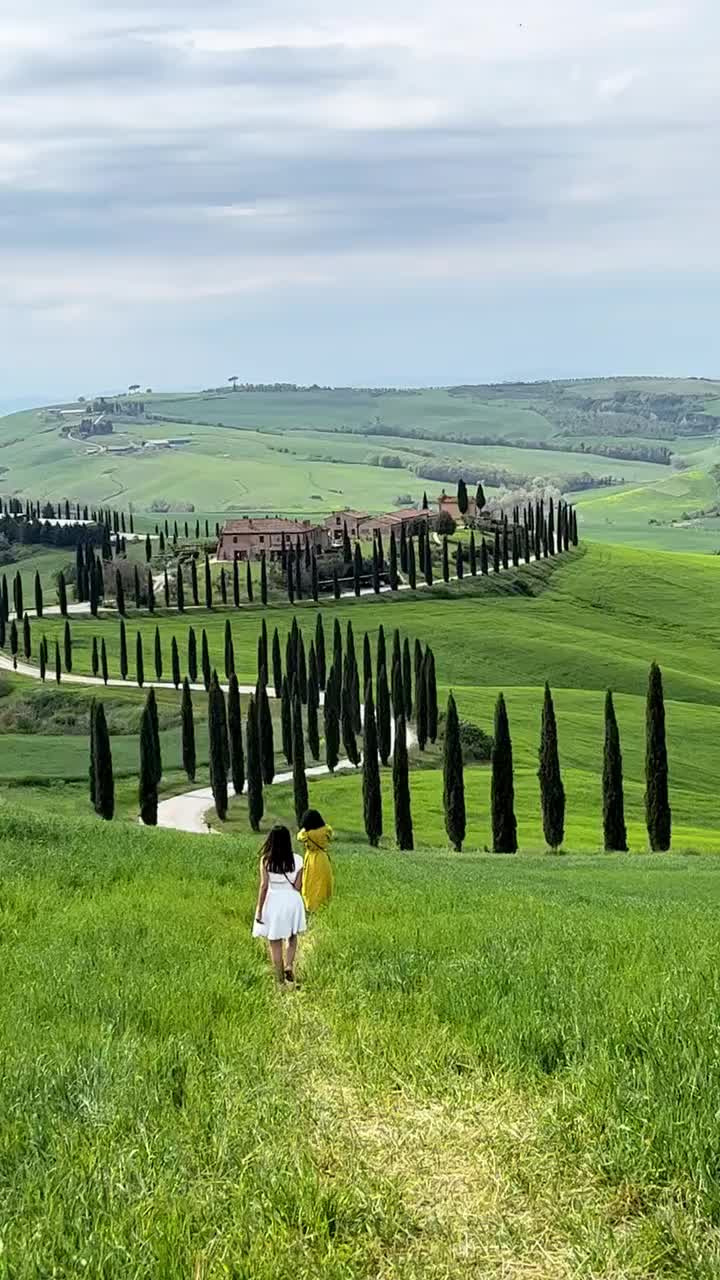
left=298, top=825, right=334, bottom=911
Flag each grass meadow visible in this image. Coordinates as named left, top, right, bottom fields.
left=2, top=807, right=720, bottom=1276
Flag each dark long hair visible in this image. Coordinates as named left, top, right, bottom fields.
left=261, top=824, right=294, bottom=874
left=300, top=808, right=325, bottom=831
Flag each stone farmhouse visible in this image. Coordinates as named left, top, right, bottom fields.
left=217, top=502, right=435, bottom=563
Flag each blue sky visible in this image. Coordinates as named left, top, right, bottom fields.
left=1, top=0, right=718, bottom=399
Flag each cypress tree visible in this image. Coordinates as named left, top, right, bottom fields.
left=311, top=550, right=319, bottom=602
left=392, top=713, right=413, bottom=850
left=89, top=696, right=97, bottom=809
left=353, top=542, right=362, bottom=596
left=39, top=637, right=47, bottom=681
left=281, top=675, right=293, bottom=763
left=135, top=631, right=144, bottom=686
left=469, top=530, right=477, bottom=576
left=480, top=538, right=489, bottom=575
left=442, top=537, right=450, bottom=583
left=377, top=662, right=392, bottom=765
left=101, top=638, right=109, bottom=685
left=343, top=521, right=352, bottom=562
left=457, top=478, right=469, bottom=517
left=324, top=663, right=341, bottom=772
left=188, top=626, right=197, bottom=682
left=201, top=629, right=211, bottom=691
left=408, top=535, right=417, bottom=588
left=1, top=574, right=8, bottom=622
left=297, top=632, right=308, bottom=703
left=455, top=539, right=464, bottom=580
left=233, top=558, right=240, bottom=607
left=93, top=702, right=115, bottom=820
left=246, top=695, right=264, bottom=831
left=177, top=566, right=185, bottom=613
left=400, top=522, right=408, bottom=573
left=292, top=691, right=309, bottom=826
left=115, top=569, right=126, bottom=616
left=260, top=552, right=268, bottom=605
left=181, top=677, right=196, bottom=781
left=92, top=635, right=99, bottom=677
left=345, top=621, right=361, bottom=731
left=257, top=680, right=275, bottom=785
left=145, top=533, right=152, bottom=563
left=22, top=612, right=31, bottom=660
left=294, top=544, right=302, bottom=600
left=147, top=570, right=155, bottom=613
left=332, top=567, right=340, bottom=599
left=362, top=684, right=383, bottom=847
left=163, top=568, right=170, bottom=608
left=119, top=619, right=128, bottom=680
left=425, top=647, right=438, bottom=743
left=266, top=627, right=279, bottom=697
left=391, top=655, right=404, bottom=721
left=315, top=613, right=326, bottom=689
left=422, top=490, right=429, bottom=509
left=219, top=567, right=227, bottom=606
left=493, top=528, right=501, bottom=574
left=363, top=632, right=373, bottom=699
left=443, top=692, right=466, bottom=851
left=333, top=617, right=342, bottom=679
left=89, top=564, right=99, bottom=617
left=287, top=548, right=295, bottom=604
left=424, top=536, right=433, bottom=586
left=371, top=541, right=380, bottom=594
left=502, top=521, right=509, bottom=570
left=191, top=558, right=199, bottom=605
left=204, top=555, right=213, bottom=609
left=54, top=639, right=61, bottom=683
left=139, top=702, right=158, bottom=826
left=538, top=682, right=565, bottom=851
left=645, top=662, right=671, bottom=851
left=476, top=481, right=486, bottom=511
left=491, top=693, right=517, bottom=853
left=376, top=624, right=386, bottom=704
left=34, top=571, right=43, bottom=618
left=416, top=653, right=428, bottom=750
left=13, top=571, right=23, bottom=620
left=171, top=635, right=180, bottom=688
left=224, top=618, right=235, bottom=678
left=133, top=564, right=141, bottom=609
left=307, top=657, right=320, bottom=760
left=402, top=637, right=413, bottom=719
left=58, top=571, right=68, bottom=617
left=603, top=689, right=628, bottom=852
left=208, top=674, right=229, bottom=821
left=246, top=560, right=254, bottom=604
left=154, top=626, right=163, bottom=681
left=64, top=619, right=73, bottom=673
left=227, top=673, right=245, bottom=795
left=389, top=530, right=399, bottom=590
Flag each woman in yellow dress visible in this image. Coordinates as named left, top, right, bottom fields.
left=297, top=808, right=334, bottom=912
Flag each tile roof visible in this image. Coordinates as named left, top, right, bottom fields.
left=220, top=518, right=321, bottom=535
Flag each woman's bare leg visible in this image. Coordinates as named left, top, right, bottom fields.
left=285, top=934, right=298, bottom=975
left=268, top=940, right=285, bottom=983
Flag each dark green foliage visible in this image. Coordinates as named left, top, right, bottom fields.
left=176, top=566, right=185, bottom=613
left=362, top=685, right=383, bottom=847
left=353, top=542, right=362, bottom=596
left=491, top=693, right=517, bottom=853
left=257, top=681, right=275, bottom=785
left=164, top=568, right=171, bottom=608
left=287, top=548, right=295, bottom=604
left=324, top=663, right=341, bottom=772
left=89, top=697, right=96, bottom=808
left=224, top=619, right=235, bottom=679
left=187, top=627, right=197, bottom=683
left=538, top=683, right=565, bottom=851
left=138, top=703, right=158, bottom=826
left=191, top=558, right=199, bottom=606
left=91, top=635, right=99, bottom=678
left=171, top=636, right=180, bottom=688
left=292, top=692, right=309, bottom=826
left=425, top=647, right=438, bottom=743
left=146, top=687, right=162, bottom=784
left=332, top=567, right=340, bottom=599
left=400, top=523, right=408, bottom=573
left=13, top=572, right=22, bottom=620
left=64, top=620, right=73, bottom=674
left=135, top=631, right=144, bottom=687
left=371, top=542, right=380, bottom=593
left=260, top=553, right=268, bottom=605
left=58, top=572, right=68, bottom=617
left=408, top=537, right=417, bottom=588
left=115, top=570, right=126, bottom=617
left=311, top=550, right=319, bottom=602
left=201, top=629, right=211, bottom=691
left=271, top=627, right=282, bottom=697
left=342, top=521, right=352, bottom=561
left=233, top=558, right=240, bottom=607
left=345, top=621, right=361, bottom=732
left=456, top=540, right=464, bottom=579
left=22, top=613, right=31, bottom=659
left=227, top=673, right=245, bottom=796
left=54, top=639, right=61, bottom=684
left=333, top=618, right=343, bottom=681
left=219, top=567, right=227, bottom=606
left=281, top=676, right=293, bottom=764
left=493, top=528, right=501, bottom=574
left=145, top=533, right=152, bottom=563
left=297, top=632, right=308, bottom=704
left=181, top=677, right=196, bottom=782
left=208, top=673, right=229, bottom=821
left=39, top=638, right=46, bottom=682
left=119, top=620, right=128, bottom=680
left=442, top=537, right=450, bottom=583
left=443, top=693, right=466, bottom=851
left=424, top=536, right=433, bottom=587
left=307, top=658, right=320, bottom=760
left=457, top=477, right=469, bottom=516
left=645, top=662, right=671, bottom=851
left=377, top=662, right=392, bottom=765
left=342, top=674, right=360, bottom=766
left=246, top=560, right=254, bottom=604
left=154, top=626, right=163, bottom=681
left=392, top=713, right=413, bottom=851
left=476, top=482, right=486, bottom=511
left=603, top=690, right=628, bottom=852
left=402, top=637, right=412, bottom=719
left=34, top=571, right=43, bottom=618
left=92, top=701, right=115, bottom=820
left=480, top=538, right=489, bottom=575
left=363, top=632, right=373, bottom=699
left=101, top=638, right=109, bottom=685
left=391, top=657, right=404, bottom=721
left=315, top=613, right=326, bottom=689
left=204, top=555, right=212, bottom=609
left=389, top=530, right=399, bottom=590
left=376, top=625, right=386, bottom=703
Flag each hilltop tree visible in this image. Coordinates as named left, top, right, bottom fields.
left=476, top=482, right=486, bottom=511
left=257, top=680, right=275, bottom=785
left=393, top=713, right=413, bottom=850
left=603, top=689, right=628, bottom=852
left=371, top=541, right=380, bottom=594
left=139, top=702, right=158, bottom=826
left=246, top=695, right=264, bottom=831
left=315, top=613, right=326, bottom=689
left=645, top=662, right=671, bottom=851
left=457, top=478, right=468, bottom=517
left=135, top=630, right=144, bottom=687
left=362, top=685, right=383, bottom=847
left=443, top=693, right=465, bottom=851
left=491, top=693, right=517, bottom=853
left=422, top=491, right=429, bottom=510
left=201, top=629, right=211, bottom=690
left=92, top=701, right=115, bottom=820
left=292, top=691, right=309, bottom=826
left=181, top=677, right=196, bottom=781
left=187, top=626, right=197, bottom=683
left=12, top=571, right=22, bottom=620
left=34, top=571, right=43, bottom=618
left=227, top=673, right=245, bottom=796
left=208, top=673, right=229, bottom=821
left=377, top=662, right=392, bottom=765
left=324, top=663, right=341, bottom=772
left=64, top=619, right=73, bottom=674
left=538, top=683, right=565, bottom=851
left=219, top=567, right=227, bottom=606
left=119, top=619, right=128, bottom=680
left=154, top=626, right=163, bottom=681
left=424, top=536, right=433, bottom=587
left=493, top=528, right=501, bottom=574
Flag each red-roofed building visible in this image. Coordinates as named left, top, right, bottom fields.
left=324, top=510, right=369, bottom=546
left=437, top=492, right=477, bottom=523
left=357, top=507, right=430, bottom=539
left=217, top=517, right=327, bottom=562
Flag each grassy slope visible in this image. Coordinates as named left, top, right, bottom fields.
left=2, top=806, right=720, bottom=1276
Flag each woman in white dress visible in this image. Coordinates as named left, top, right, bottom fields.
left=253, top=824, right=307, bottom=985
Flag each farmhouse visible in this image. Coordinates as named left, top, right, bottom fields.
left=217, top=517, right=327, bottom=562
left=324, top=510, right=369, bottom=545
left=357, top=507, right=431, bottom=539
left=437, top=491, right=477, bottom=523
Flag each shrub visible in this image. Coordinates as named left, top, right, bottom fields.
left=438, top=713, right=493, bottom=763
left=436, top=510, right=457, bottom=535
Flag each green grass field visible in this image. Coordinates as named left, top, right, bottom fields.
left=2, top=807, right=720, bottom=1275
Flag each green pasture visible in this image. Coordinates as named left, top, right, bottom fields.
left=2, top=807, right=720, bottom=1274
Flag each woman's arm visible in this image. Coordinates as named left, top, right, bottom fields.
left=293, top=866, right=304, bottom=892
left=256, top=865, right=269, bottom=922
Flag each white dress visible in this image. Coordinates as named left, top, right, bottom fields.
left=252, top=854, right=307, bottom=941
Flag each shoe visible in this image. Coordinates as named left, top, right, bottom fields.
left=284, top=969, right=295, bottom=983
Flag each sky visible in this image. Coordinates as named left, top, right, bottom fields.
left=1, top=0, right=719, bottom=400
